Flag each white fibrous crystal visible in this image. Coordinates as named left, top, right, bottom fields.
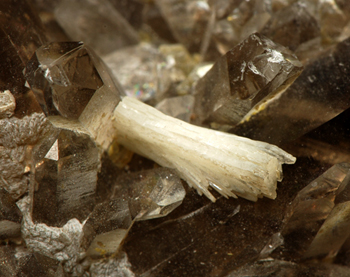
left=17, top=196, right=84, bottom=274
left=113, top=96, right=296, bottom=202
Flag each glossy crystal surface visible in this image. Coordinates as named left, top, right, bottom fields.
left=3, top=0, right=350, bottom=276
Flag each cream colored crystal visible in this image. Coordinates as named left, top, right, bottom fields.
left=113, top=96, right=296, bottom=202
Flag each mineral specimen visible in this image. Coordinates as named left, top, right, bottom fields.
left=113, top=96, right=296, bottom=202
left=3, top=0, right=350, bottom=276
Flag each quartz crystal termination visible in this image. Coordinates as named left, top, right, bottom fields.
left=192, top=33, right=303, bottom=130
left=25, top=41, right=124, bottom=150
left=113, top=96, right=296, bottom=202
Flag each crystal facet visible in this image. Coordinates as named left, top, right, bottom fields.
left=192, top=33, right=303, bottom=130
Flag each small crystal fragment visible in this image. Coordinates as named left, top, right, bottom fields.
left=155, top=0, right=211, bottom=52
left=112, top=168, right=186, bottom=220
left=102, top=43, right=169, bottom=102
left=259, top=232, right=284, bottom=259
left=156, top=95, right=194, bottom=122
left=176, top=62, right=213, bottom=95
left=304, top=201, right=350, bottom=260
left=282, top=163, right=350, bottom=234
left=86, top=229, right=128, bottom=258
left=54, top=0, right=139, bottom=55
left=81, top=199, right=132, bottom=253
left=213, top=0, right=272, bottom=54
left=113, top=96, right=296, bottom=202
left=0, top=91, right=16, bottom=118
left=192, top=33, right=303, bottom=130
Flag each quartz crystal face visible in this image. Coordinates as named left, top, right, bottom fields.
left=112, top=168, right=186, bottom=221
left=232, top=36, right=350, bottom=145
left=32, top=116, right=101, bottom=227
left=25, top=42, right=103, bottom=119
left=193, top=33, right=303, bottom=129
left=25, top=41, right=123, bottom=150
left=213, top=0, right=272, bottom=54
left=155, top=0, right=212, bottom=52
left=280, top=163, right=350, bottom=261
left=261, top=3, right=321, bottom=52
left=156, top=95, right=195, bottom=122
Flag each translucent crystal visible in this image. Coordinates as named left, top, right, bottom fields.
left=102, top=43, right=170, bottom=102
left=33, top=116, right=101, bottom=227
left=176, top=62, right=213, bottom=95
left=261, top=3, right=320, bottom=52
left=112, top=168, right=186, bottom=220
left=81, top=199, right=132, bottom=253
left=156, top=95, right=194, bottom=122
left=279, top=163, right=350, bottom=260
left=259, top=232, right=284, bottom=259
left=192, top=33, right=303, bottom=130
left=113, top=96, right=296, bottom=202
left=155, top=0, right=211, bottom=52
left=231, top=37, right=350, bottom=145
left=25, top=41, right=123, bottom=150
left=304, top=201, right=350, bottom=260
left=54, top=0, right=139, bottom=55
left=86, top=229, right=129, bottom=258
left=282, top=163, right=350, bottom=234
left=213, top=0, right=272, bottom=54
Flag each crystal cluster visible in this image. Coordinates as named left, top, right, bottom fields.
left=2, top=0, right=350, bottom=276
